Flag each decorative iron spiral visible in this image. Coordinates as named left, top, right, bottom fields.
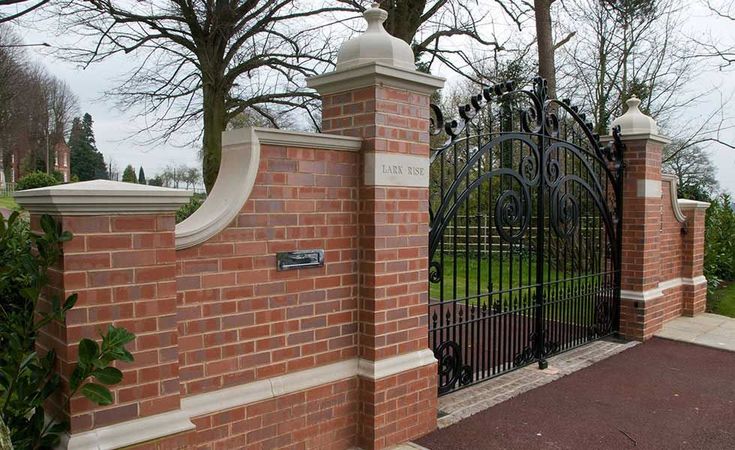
left=494, top=188, right=531, bottom=243
left=434, top=340, right=473, bottom=394
left=546, top=112, right=559, bottom=137
left=545, top=158, right=562, bottom=187
left=520, top=153, right=540, bottom=185
left=521, top=104, right=542, bottom=134
left=550, top=190, right=580, bottom=240
left=429, top=261, right=442, bottom=284
left=590, top=299, right=613, bottom=337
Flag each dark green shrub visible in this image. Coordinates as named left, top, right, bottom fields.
left=0, top=213, right=135, bottom=448
left=15, top=172, right=60, bottom=191
left=704, top=194, right=735, bottom=292
left=176, top=192, right=206, bottom=223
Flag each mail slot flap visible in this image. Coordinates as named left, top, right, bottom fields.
left=276, top=249, right=324, bottom=271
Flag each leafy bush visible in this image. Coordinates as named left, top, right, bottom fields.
left=176, top=192, right=206, bottom=223
left=15, top=172, right=60, bottom=191
left=0, top=213, right=33, bottom=313
left=0, top=213, right=135, bottom=448
left=704, top=194, right=735, bottom=292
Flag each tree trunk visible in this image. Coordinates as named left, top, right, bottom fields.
left=202, top=83, right=226, bottom=193
left=534, top=0, right=556, bottom=100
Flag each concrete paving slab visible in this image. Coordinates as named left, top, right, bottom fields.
left=655, top=313, right=735, bottom=352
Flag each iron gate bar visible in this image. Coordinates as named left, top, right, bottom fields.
left=428, top=77, right=624, bottom=395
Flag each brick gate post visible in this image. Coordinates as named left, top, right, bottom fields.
left=612, top=97, right=671, bottom=340
left=679, top=200, right=709, bottom=316
left=308, top=4, right=444, bottom=449
left=15, top=181, right=193, bottom=447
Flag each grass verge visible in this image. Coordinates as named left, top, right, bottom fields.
left=0, top=195, right=19, bottom=211
left=710, top=282, right=735, bottom=318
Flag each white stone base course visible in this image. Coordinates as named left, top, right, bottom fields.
left=436, top=339, right=639, bottom=429
left=60, top=350, right=437, bottom=449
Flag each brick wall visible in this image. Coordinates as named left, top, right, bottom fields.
left=618, top=159, right=708, bottom=340
left=39, top=214, right=180, bottom=433
left=175, top=144, right=360, bottom=398
left=130, top=378, right=359, bottom=450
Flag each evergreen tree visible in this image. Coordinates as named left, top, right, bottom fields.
left=138, top=166, right=146, bottom=184
left=122, top=165, right=137, bottom=183
left=69, top=113, right=108, bottom=181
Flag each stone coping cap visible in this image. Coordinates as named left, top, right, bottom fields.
left=307, top=61, right=445, bottom=95
left=14, top=179, right=193, bottom=215
left=678, top=198, right=710, bottom=210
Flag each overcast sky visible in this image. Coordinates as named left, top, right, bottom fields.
left=7, top=1, right=735, bottom=194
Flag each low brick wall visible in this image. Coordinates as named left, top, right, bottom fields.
left=175, top=143, right=360, bottom=398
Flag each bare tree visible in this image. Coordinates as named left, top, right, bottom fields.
left=336, top=0, right=526, bottom=80
left=664, top=141, right=719, bottom=199
left=0, top=28, right=78, bottom=178
left=46, top=78, right=78, bottom=143
left=534, top=0, right=557, bottom=99
left=56, top=0, right=355, bottom=192
left=556, top=0, right=698, bottom=134
left=695, top=0, right=735, bottom=67
left=0, top=0, right=49, bottom=23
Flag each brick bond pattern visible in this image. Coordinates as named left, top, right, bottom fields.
left=175, top=145, right=360, bottom=397
left=40, top=214, right=180, bottom=432
left=131, top=379, right=359, bottom=450
left=618, top=139, right=707, bottom=340
left=323, top=85, right=437, bottom=449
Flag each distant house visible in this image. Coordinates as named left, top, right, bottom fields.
left=54, top=141, right=71, bottom=182
left=0, top=139, right=71, bottom=184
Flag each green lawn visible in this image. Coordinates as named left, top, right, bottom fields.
left=0, top=195, right=19, bottom=211
left=710, top=282, right=735, bottom=318
left=431, top=255, right=609, bottom=319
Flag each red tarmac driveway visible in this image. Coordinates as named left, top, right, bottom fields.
left=416, top=338, right=735, bottom=449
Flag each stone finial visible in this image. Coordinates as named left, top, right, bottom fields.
left=610, top=96, right=659, bottom=136
left=335, top=2, right=416, bottom=71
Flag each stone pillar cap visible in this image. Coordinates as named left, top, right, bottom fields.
left=14, top=179, right=192, bottom=215
left=336, top=3, right=415, bottom=71
left=611, top=96, right=660, bottom=136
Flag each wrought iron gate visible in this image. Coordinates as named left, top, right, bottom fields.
left=428, top=77, right=624, bottom=395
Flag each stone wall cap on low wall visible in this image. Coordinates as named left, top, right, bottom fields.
left=176, top=127, right=363, bottom=250
left=14, top=179, right=192, bottom=216
left=678, top=198, right=711, bottom=209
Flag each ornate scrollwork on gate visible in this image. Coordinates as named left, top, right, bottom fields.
left=494, top=186, right=531, bottom=244
left=588, top=299, right=614, bottom=338
left=429, top=261, right=442, bottom=284
left=513, top=330, right=560, bottom=368
left=550, top=190, right=581, bottom=240
left=427, top=76, right=623, bottom=396
left=434, top=340, right=473, bottom=395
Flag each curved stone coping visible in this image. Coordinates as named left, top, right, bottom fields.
left=661, top=173, right=687, bottom=223
left=175, top=127, right=362, bottom=250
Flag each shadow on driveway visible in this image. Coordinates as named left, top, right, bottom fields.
left=416, top=338, right=735, bottom=449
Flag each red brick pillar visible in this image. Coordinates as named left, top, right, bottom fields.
left=679, top=200, right=709, bottom=316
left=308, top=4, right=444, bottom=449
left=613, top=97, right=671, bottom=340
left=15, top=181, right=193, bottom=448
